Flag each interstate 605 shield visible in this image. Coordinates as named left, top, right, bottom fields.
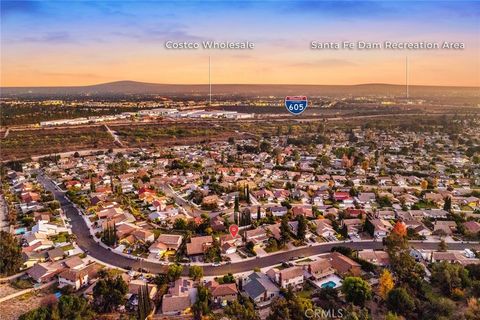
left=285, top=96, right=308, bottom=115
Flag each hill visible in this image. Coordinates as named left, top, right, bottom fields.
left=2, top=80, right=479, bottom=98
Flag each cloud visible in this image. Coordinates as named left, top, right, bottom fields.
left=21, top=32, right=74, bottom=44
left=111, top=23, right=201, bottom=42
left=289, top=59, right=357, bottom=68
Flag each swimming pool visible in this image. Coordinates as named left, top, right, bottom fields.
left=321, top=281, right=337, bottom=288
left=313, top=274, right=343, bottom=289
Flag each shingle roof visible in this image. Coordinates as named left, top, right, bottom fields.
left=243, top=272, right=278, bottom=300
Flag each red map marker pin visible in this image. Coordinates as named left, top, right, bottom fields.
left=229, top=224, right=239, bottom=237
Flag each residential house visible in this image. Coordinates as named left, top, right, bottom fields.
left=128, top=279, right=158, bottom=300
left=58, top=268, right=88, bottom=290
left=27, top=262, right=65, bottom=283
left=132, top=229, right=155, bottom=243
left=357, top=192, right=376, bottom=204
left=433, top=221, right=457, bottom=236
left=64, top=256, right=86, bottom=270
left=47, top=248, right=65, bottom=261
left=266, top=266, right=304, bottom=290
left=292, top=206, right=313, bottom=218
left=368, top=219, right=393, bottom=238
left=161, top=278, right=197, bottom=315
left=245, top=228, right=269, bottom=245
left=329, top=252, right=361, bottom=276
left=206, top=280, right=238, bottom=306
left=32, top=221, right=68, bottom=236
left=270, top=206, right=288, bottom=217
left=312, top=219, right=336, bottom=238
left=463, top=221, right=480, bottom=235
left=424, top=209, right=448, bottom=219
left=376, top=210, right=395, bottom=220
left=149, top=234, right=183, bottom=257
left=242, top=272, right=280, bottom=307
left=305, top=258, right=335, bottom=280
left=432, top=252, right=480, bottom=266
left=342, top=219, right=363, bottom=237
left=186, top=236, right=213, bottom=256
left=358, top=250, right=390, bottom=266
left=22, top=251, right=47, bottom=268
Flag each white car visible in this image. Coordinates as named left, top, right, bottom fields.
left=211, top=262, right=222, bottom=267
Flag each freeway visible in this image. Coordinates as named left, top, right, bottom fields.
left=37, top=173, right=480, bottom=277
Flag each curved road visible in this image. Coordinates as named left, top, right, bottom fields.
left=37, top=174, right=480, bottom=277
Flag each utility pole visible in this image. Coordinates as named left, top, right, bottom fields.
left=405, top=56, right=409, bottom=99
left=208, top=56, right=212, bottom=106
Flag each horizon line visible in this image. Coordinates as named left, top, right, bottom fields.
left=2, top=80, right=479, bottom=89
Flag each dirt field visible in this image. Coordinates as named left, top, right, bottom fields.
left=0, top=291, right=47, bottom=320
left=0, top=283, right=22, bottom=299
left=0, top=126, right=114, bottom=161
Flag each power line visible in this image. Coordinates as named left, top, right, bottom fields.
left=209, top=56, right=212, bottom=106
left=406, top=56, right=409, bottom=99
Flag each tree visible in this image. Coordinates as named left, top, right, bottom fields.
left=296, top=215, right=307, bottom=242
left=92, top=275, right=128, bottom=313
left=279, top=216, right=291, bottom=245
left=245, top=241, right=256, bottom=256
left=257, top=206, right=261, bottom=220
left=364, top=219, right=375, bottom=237
left=385, top=312, right=400, bottom=320
left=341, top=277, right=372, bottom=306
left=101, top=224, right=118, bottom=247
left=0, top=230, right=24, bottom=276
left=234, top=196, right=240, bottom=213
left=224, top=296, right=259, bottom=320
left=384, top=232, right=425, bottom=288
left=19, top=307, right=52, bottom=320
left=167, top=264, right=184, bottom=282
left=204, top=238, right=221, bottom=263
left=174, top=218, right=187, bottom=230
left=21, top=294, right=96, bottom=320
left=420, top=296, right=455, bottom=319
left=192, top=285, right=211, bottom=320
left=379, top=269, right=395, bottom=300
left=421, top=180, right=428, bottom=190
left=259, top=140, right=271, bottom=153
left=392, top=221, right=407, bottom=237
left=57, top=295, right=95, bottom=320
left=438, top=239, right=448, bottom=252
left=387, top=287, right=415, bottom=316
left=219, top=273, right=235, bottom=284
left=443, top=196, right=452, bottom=212
left=138, top=283, right=151, bottom=320
left=266, top=297, right=292, bottom=320
left=431, top=261, right=470, bottom=295
left=361, top=159, right=369, bottom=172
left=466, top=263, right=480, bottom=280
left=189, top=265, right=204, bottom=281
left=267, top=287, right=312, bottom=320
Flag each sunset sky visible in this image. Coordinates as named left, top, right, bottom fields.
left=1, top=1, right=479, bottom=87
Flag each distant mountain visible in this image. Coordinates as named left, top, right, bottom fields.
left=1, top=80, right=479, bottom=98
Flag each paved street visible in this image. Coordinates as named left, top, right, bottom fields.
left=37, top=173, right=480, bottom=277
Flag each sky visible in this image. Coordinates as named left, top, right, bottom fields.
left=1, top=1, right=479, bottom=87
